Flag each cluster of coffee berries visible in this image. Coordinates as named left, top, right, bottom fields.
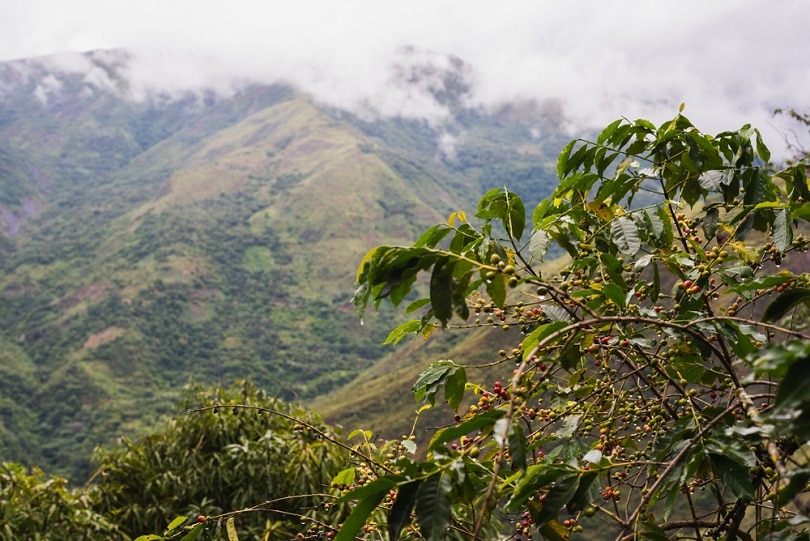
left=514, top=511, right=534, bottom=540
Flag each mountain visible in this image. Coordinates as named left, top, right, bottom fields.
left=0, top=50, right=566, bottom=479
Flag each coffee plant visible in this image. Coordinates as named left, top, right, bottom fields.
left=342, top=110, right=810, bottom=541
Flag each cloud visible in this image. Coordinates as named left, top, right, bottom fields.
left=2, top=0, right=808, bottom=155
left=33, top=74, right=62, bottom=104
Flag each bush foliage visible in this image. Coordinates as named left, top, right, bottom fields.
left=342, top=111, right=810, bottom=541
left=0, top=462, right=120, bottom=540
left=93, top=382, right=351, bottom=540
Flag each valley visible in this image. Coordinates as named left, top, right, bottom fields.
left=0, top=51, right=565, bottom=479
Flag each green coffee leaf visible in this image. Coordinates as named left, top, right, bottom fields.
left=415, top=473, right=452, bottom=541
left=389, top=481, right=421, bottom=541
left=165, top=516, right=188, bottom=536
left=181, top=523, right=204, bottom=541
left=729, top=274, right=793, bottom=294
left=597, top=118, right=624, bottom=145
left=383, top=320, right=422, bottom=345
left=611, top=216, right=641, bottom=256
left=335, top=476, right=402, bottom=504
left=529, top=473, right=580, bottom=527
left=415, top=223, right=452, bottom=248
left=443, top=366, right=467, bottom=412
left=429, top=409, right=505, bottom=451
left=331, top=468, right=356, bottom=487
left=507, top=463, right=575, bottom=511
left=772, top=207, right=792, bottom=252
left=754, top=128, right=771, bottom=163
left=430, top=260, right=454, bottom=326
left=522, top=321, right=568, bottom=361
left=602, top=282, right=626, bottom=308
left=412, top=360, right=461, bottom=406
left=702, top=207, right=719, bottom=241
left=762, top=288, right=810, bottom=322
left=566, top=471, right=599, bottom=514
left=529, top=229, right=551, bottom=261
left=476, top=188, right=526, bottom=240
left=557, top=140, right=577, bottom=178
left=711, top=454, right=755, bottom=499
left=334, top=488, right=389, bottom=541
left=509, top=422, right=527, bottom=471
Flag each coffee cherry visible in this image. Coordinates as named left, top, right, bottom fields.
left=197, top=515, right=207, bottom=523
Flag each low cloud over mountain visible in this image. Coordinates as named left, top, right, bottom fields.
left=2, top=1, right=808, bottom=157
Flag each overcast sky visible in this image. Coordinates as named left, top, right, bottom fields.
left=2, top=0, right=808, bottom=155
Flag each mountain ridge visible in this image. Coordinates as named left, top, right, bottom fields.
left=0, top=50, right=563, bottom=479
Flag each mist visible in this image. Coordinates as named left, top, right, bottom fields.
left=2, top=0, right=808, bottom=156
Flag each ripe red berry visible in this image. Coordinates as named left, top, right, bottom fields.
left=197, top=515, right=207, bottom=523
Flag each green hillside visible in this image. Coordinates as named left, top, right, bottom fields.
left=0, top=51, right=563, bottom=479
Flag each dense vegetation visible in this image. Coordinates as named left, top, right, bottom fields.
left=1, top=382, right=350, bottom=540
left=3, top=52, right=809, bottom=541
left=0, top=52, right=564, bottom=478
left=7, top=110, right=805, bottom=541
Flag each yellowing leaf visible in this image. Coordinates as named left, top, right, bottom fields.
left=615, top=157, right=633, bottom=176
left=730, top=242, right=759, bottom=264
left=457, top=210, right=467, bottom=223
left=355, top=247, right=378, bottom=283
left=226, top=517, right=239, bottom=541
left=585, top=201, right=614, bottom=222
left=539, top=519, right=570, bottom=541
